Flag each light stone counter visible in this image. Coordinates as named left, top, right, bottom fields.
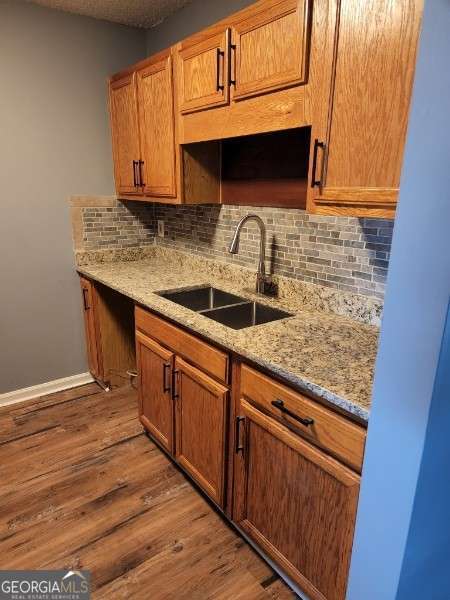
left=77, top=246, right=380, bottom=423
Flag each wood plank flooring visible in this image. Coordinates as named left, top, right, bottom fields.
left=0, top=384, right=297, bottom=599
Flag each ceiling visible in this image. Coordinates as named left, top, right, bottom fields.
left=24, top=0, right=192, bottom=28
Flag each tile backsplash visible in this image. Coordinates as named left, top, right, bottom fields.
left=154, top=204, right=392, bottom=300
left=81, top=201, right=155, bottom=249
left=73, top=197, right=393, bottom=301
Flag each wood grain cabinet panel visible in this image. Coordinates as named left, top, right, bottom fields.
left=233, top=400, right=360, bottom=600
left=135, top=306, right=229, bottom=384
left=232, top=0, right=310, bottom=101
left=240, top=364, right=366, bottom=472
left=136, top=331, right=175, bottom=454
left=137, top=54, right=177, bottom=198
left=109, top=74, right=141, bottom=196
left=175, top=357, right=229, bottom=507
left=309, top=0, right=423, bottom=218
left=79, top=277, right=103, bottom=381
left=178, top=30, right=230, bottom=114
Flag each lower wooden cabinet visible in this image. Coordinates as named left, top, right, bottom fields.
left=233, top=399, right=360, bottom=600
left=136, top=331, right=175, bottom=454
left=135, top=308, right=230, bottom=509
left=79, top=276, right=103, bottom=381
left=78, top=275, right=136, bottom=388
left=134, top=307, right=362, bottom=599
left=174, top=357, right=229, bottom=507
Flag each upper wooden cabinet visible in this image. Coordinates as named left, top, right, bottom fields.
left=109, top=74, right=141, bottom=196
left=231, top=0, right=309, bottom=101
left=178, top=30, right=230, bottom=114
left=308, top=0, right=423, bottom=218
left=109, top=50, right=220, bottom=205
left=109, top=0, right=423, bottom=217
left=177, top=0, right=313, bottom=143
left=109, top=50, right=180, bottom=202
left=136, top=54, right=177, bottom=197
left=177, top=0, right=310, bottom=113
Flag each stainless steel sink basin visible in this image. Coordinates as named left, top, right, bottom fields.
left=158, top=285, right=293, bottom=330
left=158, top=286, right=247, bottom=312
left=202, top=301, right=292, bottom=330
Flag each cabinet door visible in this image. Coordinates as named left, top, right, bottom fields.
left=233, top=400, right=360, bottom=600
left=79, top=277, right=102, bottom=381
left=137, top=54, right=177, bottom=198
left=231, top=0, right=310, bottom=101
left=136, top=331, right=175, bottom=454
left=178, top=29, right=230, bottom=114
left=174, top=357, right=228, bottom=507
left=309, top=0, right=423, bottom=218
left=109, top=73, right=141, bottom=196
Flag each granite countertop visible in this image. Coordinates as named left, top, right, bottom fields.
left=77, top=248, right=379, bottom=423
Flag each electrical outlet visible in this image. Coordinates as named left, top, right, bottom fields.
left=157, top=220, right=165, bottom=238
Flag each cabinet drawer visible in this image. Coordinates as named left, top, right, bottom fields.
left=240, top=364, right=366, bottom=472
left=135, top=306, right=229, bottom=384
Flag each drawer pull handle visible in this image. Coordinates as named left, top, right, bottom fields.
left=229, top=43, right=236, bottom=86
left=216, top=48, right=225, bottom=91
left=162, top=362, right=171, bottom=393
left=235, top=416, right=245, bottom=454
left=311, top=139, right=325, bottom=188
left=271, top=399, right=314, bottom=427
left=138, top=160, right=145, bottom=187
left=82, top=288, right=90, bottom=310
left=172, top=369, right=180, bottom=400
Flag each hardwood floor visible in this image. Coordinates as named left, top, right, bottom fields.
left=0, top=384, right=297, bottom=599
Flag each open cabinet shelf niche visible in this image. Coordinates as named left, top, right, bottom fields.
left=95, top=283, right=136, bottom=388
left=181, top=127, right=311, bottom=208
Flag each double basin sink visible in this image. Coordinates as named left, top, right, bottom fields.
left=158, top=286, right=293, bottom=330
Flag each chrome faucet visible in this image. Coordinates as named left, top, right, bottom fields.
left=229, top=214, right=272, bottom=294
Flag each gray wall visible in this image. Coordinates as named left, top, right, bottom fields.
left=146, top=0, right=255, bottom=54
left=0, top=0, right=146, bottom=393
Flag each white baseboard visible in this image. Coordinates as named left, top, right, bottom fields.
left=0, top=372, right=95, bottom=408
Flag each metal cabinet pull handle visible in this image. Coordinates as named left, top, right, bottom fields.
left=216, top=48, right=225, bottom=91
left=229, top=43, right=236, bottom=86
left=271, top=399, right=314, bottom=427
left=82, top=288, right=90, bottom=310
left=172, top=369, right=180, bottom=400
left=235, top=416, right=245, bottom=453
left=311, top=139, right=325, bottom=188
left=132, top=160, right=138, bottom=187
left=162, top=363, right=171, bottom=393
left=138, top=160, right=145, bottom=187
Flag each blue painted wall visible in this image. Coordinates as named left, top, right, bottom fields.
left=396, top=303, right=450, bottom=598
left=347, top=0, right=450, bottom=598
